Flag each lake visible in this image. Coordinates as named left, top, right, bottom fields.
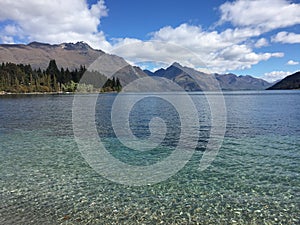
left=0, top=91, right=299, bottom=224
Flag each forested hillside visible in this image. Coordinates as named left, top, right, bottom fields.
left=0, top=60, right=121, bottom=93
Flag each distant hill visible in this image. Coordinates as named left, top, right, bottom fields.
left=146, top=63, right=272, bottom=91
left=215, top=73, right=271, bottom=90
left=267, top=71, right=300, bottom=90
left=0, top=42, right=147, bottom=86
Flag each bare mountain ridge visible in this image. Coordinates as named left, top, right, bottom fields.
left=0, top=41, right=105, bottom=70
left=215, top=73, right=272, bottom=90
left=146, top=63, right=272, bottom=91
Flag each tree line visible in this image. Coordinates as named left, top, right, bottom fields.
left=0, top=59, right=122, bottom=93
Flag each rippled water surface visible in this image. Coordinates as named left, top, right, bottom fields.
left=0, top=91, right=299, bottom=224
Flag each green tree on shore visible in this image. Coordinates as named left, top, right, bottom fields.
left=0, top=60, right=122, bottom=93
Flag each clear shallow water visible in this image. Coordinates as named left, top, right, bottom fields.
left=0, top=91, right=299, bottom=224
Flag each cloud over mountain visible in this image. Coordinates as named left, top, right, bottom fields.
left=112, top=24, right=284, bottom=73
left=263, top=71, right=295, bottom=82
left=0, top=0, right=110, bottom=50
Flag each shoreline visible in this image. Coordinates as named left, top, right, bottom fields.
left=0, top=91, right=69, bottom=95
left=0, top=91, right=120, bottom=96
left=1, top=89, right=300, bottom=95
left=1, top=89, right=300, bottom=96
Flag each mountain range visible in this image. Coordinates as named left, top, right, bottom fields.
left=145, top=63, right=272, bottom=91
left=0, top=41, right=287, bottom=91
left=0, top=41, right=148, bottom=86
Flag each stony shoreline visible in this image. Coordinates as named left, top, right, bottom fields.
left=0, top=91, right=119, bottom=95
left=0, top=91, right=67, bottom=95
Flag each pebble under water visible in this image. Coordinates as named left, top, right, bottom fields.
left=0, top=91, right=299, bottom=224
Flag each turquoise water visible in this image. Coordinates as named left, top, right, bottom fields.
left=0, top=91, right=299, bottom=224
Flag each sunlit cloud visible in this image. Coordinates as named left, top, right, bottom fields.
left=263, top=70, right=294, bottom=82
left=272, top=31, right=300, bottom=44
left=0, top=0, right=111, bottom=50
left=287, top=60, right=299, bottom=65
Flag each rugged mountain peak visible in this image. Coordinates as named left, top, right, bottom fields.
left=60, top=41, right=92, bottom=51
left=171, top=62, right=183, bottom=68
left=27, top=41, right=93, bottom=51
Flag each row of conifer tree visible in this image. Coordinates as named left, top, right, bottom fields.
left=0, top=59, right=122, bottom=93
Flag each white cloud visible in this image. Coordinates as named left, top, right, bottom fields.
left=287, top=60, right=299, bottom=65
left=255, top=38, right=269, bottom=48
left=262, top=71, right=293, bottom=82
left=112, top=24, right=284, bottom=73
left=4, top=25, right=21, bottom=36
left=1, top=36, right=14, bottom=44
left=219, top=0, right=300, bottom=32
left=0, top=0, right=111, bottom=50
left=272, top=31, right=300, bottom=44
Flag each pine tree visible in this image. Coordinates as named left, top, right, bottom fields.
left=46, top=59, right=60, bottom=89
left=116, top=78, right=122, bottom=91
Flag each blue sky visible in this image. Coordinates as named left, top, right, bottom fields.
left=0, top=0, right=300, bottom=81
left=99, top=0, right=222, bottom=39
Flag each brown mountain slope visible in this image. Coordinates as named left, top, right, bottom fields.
left=0, top=41, right=105, bottom=70
left=0, top=41, right=148, bottom=86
